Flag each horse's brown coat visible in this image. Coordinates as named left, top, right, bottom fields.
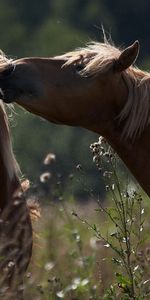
left=0, top=40, right=150, bottom=196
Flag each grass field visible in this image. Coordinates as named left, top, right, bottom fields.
left=23, top=140, right=150, bottom=300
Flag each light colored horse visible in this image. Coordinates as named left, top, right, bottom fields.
left=0, top=101, right=32, bottom=299
left=0, top=40, right=150, bottom=196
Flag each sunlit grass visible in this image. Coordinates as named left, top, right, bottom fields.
left=23, top=143, right=150, bottom=300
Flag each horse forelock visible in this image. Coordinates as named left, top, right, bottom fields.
left=62, top=41, right=121, bottom=76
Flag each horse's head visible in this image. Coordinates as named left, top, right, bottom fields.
left=0, top=41, right=139, bottom=136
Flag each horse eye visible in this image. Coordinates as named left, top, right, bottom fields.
left=75, top=63, right=84, bottom=72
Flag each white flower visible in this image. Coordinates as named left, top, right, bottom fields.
left=56, top=290, right=65, bottom=298
left=44, top=261, right=55, bottom=271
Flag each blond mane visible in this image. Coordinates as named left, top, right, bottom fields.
left=119, top=68, right=150, bottom=139
left=61, top=41, right=150, bottom=140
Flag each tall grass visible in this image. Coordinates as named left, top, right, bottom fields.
left=24, top=138, right=150, bottom=300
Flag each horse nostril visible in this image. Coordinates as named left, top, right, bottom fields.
left=0, top=64, right=15, bottom=79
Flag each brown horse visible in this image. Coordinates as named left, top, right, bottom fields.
left=0, top=101, right=32, bottom=299
left=0, top=40, right=150, bottom=196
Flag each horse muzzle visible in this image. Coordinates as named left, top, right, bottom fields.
left=0, top=64, right=18, bottom=103
left=0, top=84, right=16, bottom=103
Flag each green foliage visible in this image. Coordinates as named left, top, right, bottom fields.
left=0, top=0, right=25, bottom=54
left=30, top=18, right=88, bottom=56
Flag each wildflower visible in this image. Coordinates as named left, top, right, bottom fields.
left=56, top=290, right=65, bottom=298
left=98, top=136, right=106, bottom=144
left=76, top=164, right=82, bottom=171
left=44, top=261, right=55, bottom=271
left=141, top=208, right=144, bottom=214
left=26, top=272, right=32, bottom=278
left=8, top=261, right=15, bottom=268
left=103, top=171, right=112, bottom=178
left=105, top=185, right=109, bottom=191
left=81, top=278, right=89, bottom=286
left=90, top=237, right=105, bottom=250
left=21, top=179, right=30, bottom=192
left=143, top=279, right=150, bottom=285
left=40, top=172, right=51, bottom=183
left=126, top=185, right=137, bottom=199
left=71, top=277, right=81, bottom=289
left=112, top=184, right=115, bottom=190
left=43, top=153, right=56, bottom=165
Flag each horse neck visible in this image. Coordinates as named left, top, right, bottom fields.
left=0, top=103, right=20, bottom=210
left=87, top=109, right=150, bottom=196
left=105, top=125, right=150, bottom=196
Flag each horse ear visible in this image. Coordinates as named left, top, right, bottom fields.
left=114, top=40, right=140, bottom=72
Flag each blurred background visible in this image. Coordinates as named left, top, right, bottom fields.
left=0, top=0, right=150, bottom=199
left=1, top=2, right=150, bottom=299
